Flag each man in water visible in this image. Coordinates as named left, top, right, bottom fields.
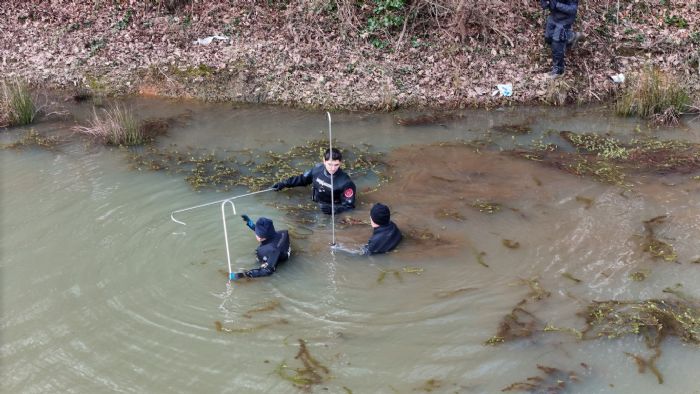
left=229, top=215, right=291, bottom=280
left=541, top=0, right=582, bottom=78
left=361, top=203, right=402, bottom=255
left=272, top=147, right=356, bottom=215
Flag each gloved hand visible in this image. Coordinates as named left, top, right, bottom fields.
left=272, top=182, right=285, bottom=191
left=549, top=0, right=557, bottom=10
left=540, top=0, right=549, bottom=9
left=229, top=272, right=241, bottom=281
left=241, top=214, right=255, bottom=230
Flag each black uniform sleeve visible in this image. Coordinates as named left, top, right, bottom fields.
left=241, top=248, right=281, bottom=278
left=337, top=181, right=356, bottom=212
left=280, top=167, right=315, bottom=188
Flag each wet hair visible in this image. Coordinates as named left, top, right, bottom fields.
left=324, top=148, right=342, bottom=161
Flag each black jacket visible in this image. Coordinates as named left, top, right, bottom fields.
left=239, top=230, right=291, bottom=278
left=279, top=164, right=356, bottom=214
left=362, top=222, right=402, bottom=255
left=544, top=0, right=578, bottom=42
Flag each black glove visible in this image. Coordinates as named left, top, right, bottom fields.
left=540, top=0, right=549, bottom=9
left=241, top=214, right=255, bottom=230
left=549, top=0, right=557, bottom=10
left=272, top=182, right=285, bottom=191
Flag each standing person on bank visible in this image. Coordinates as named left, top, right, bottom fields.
left=361, top=203, right=402, bottom=255
left=229, top=216, right=291, bottom=281
left=541, top=0, right=582, bottom=78
left=271, top=148, right=356, bottom=215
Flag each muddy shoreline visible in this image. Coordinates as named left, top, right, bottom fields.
left=1, top=1, right=698, bottom=111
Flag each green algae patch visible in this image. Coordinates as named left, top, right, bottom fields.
left=641, top=216, right=677, bottom=263
left=2, top=129, right=62, bottom=150
left=630, top=270, right=650, bottom=281
left=518, top=278, right=551, bottom=301
left=275, top=339, right=331, bottom=390
left=435, top=207, right=466, bottom=221
left=128, top=138, right=390, bottom=193
left=580, top=298, right=700, bottom=346
left=471, top=200, right=501, bottom=214
left=510, top=131, right=700, bottom=187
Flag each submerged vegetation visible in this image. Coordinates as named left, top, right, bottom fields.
left=2, top=129, right=62, bottom=150
left=511, top=131, right=700, bottom=187
left=615, top=67, right=692, bottom=125
left=641, top=216, right=677, bottom=263
left=128, top=138, right=389, bottom=194
left=1, top=79, right=38, bottom=128
left=275, top=339, right=331, bottom=390
left=502, top=364, right=585, bottom=393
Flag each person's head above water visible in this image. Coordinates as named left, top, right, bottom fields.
left=323, top=148, right=342, bottom=175
left=254, top=217, right=276, bottom=240
left=370, top=203, right=391, bottom=227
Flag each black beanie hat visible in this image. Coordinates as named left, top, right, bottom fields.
left=254, top=217, right=276, bottom=239
left=370, top=203, right=391, bottom=226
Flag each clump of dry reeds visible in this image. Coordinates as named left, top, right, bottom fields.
left=73, top=104, right=143, bottom=146
left=1, top=79, right=37, bottom=127
left=615, top=67, right=691, bottom=125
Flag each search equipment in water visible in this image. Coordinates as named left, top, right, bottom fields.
left=170, top=188, right=275, bottom=280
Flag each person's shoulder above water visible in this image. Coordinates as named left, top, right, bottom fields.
left=363, top=203, right=402, bottom=255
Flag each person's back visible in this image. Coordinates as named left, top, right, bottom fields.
left=256, top=229, right=290, bottom=268
left=230, top=217, right=291, bottom=280
left=362, top=203, right=402, bottom=255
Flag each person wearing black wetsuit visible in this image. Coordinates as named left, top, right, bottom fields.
left=229, top=216, right=291, bottom=280
left=272, top=148, right=356, bottom=215
left=361, top=203, right=402, bottom=255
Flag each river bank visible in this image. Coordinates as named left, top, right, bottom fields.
left=1, top=1, right=698, bottom=110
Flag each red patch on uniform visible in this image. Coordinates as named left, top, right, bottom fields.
left=344, top=188, right=354, bottom=198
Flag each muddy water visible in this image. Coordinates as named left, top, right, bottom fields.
left=2, top=98, right=700, bottom=393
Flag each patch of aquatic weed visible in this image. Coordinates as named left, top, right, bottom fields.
left=484, top=278, right=554, bottom=345
left=615, top=66, right=692, bottom=125
left=275, top=339, right=331, bottom=391
left=581, top=297, right=700, bottom=348
left=641, top=215, right=677, bottom=263
left=502, top=364, right=588, bottom=393
left=128, top=138, right=390, bottom=193
left=73, top=105, right=175, bottom=147
left=394, top=111, right=464, bottom=126
left=2, top=129, right=63, bottom=150
left=488, top=291, right=700, bottom=386
left=510, top=131, right=700, bottom=187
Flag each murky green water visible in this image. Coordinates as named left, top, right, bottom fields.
left=2, top=98, right=700, bottom=393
